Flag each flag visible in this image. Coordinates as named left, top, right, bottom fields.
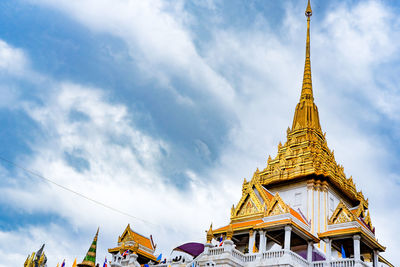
left=341, top=245, right=346, bottom=258
left=156, top=254, right=162, bottom=262
left=61, top=260, right=65, bottom=267
left=122, top=250, right=130, bottom=257
left=218, top=236, right=223, bottom=247
left=103, top=257, right=107, bottom=267
left=72, top=258, right=77, bottom=267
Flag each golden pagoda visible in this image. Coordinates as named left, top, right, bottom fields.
left=201, top=1, right=393, bottom=266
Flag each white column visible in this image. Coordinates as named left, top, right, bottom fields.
left=353, top=235, right=361, bottom=261
left=223, top=239, right=234, bottom=254
left=248, top=230, right=255, bottom=253
left=313, top=182, right=319, bottom=236
left=373, top=250, right=379, bottom=267
left=324, top=238, right=331, bottom=262
left=307, top=241, right=313, bottom=262
left=259, top=230, right=266, bottom=252
left=307, top=180, right=314, bottom=230
left=284, top=226, right=292, bottom=250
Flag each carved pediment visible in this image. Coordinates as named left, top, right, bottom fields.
left=232, top=173, right=271, bottom=220
left=329, top=201, right=356, bottom=225
left=265, top=193, right=289, bottom=217
left=238, top=197, right=259, bottom=216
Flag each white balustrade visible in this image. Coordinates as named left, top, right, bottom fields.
left=312, top=261, right=325, bottom=267
left=208, top=247, right=224, bottom=256
left=262, top=250, right=284, bottom=259
left=286, top=250, right=309, bottom=267
left=231, top=249, right=245, bottom=261
left=330, top=259, right=355, bottom=267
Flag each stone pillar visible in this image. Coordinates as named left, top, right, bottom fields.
left=307, top=241, right=313, bottom=262
left=373, top=250, right=379, bottom=267
left=223, top=239, right=234, bottom=254
left=353, top=235, right=361, bottom=261
left=324, top=238, right=331, bottom=262
left=258, top=230, right=266, bottom=252
left=248, top=230, right=255, bottom=254
left=129, top=253, right=141, bottom=267
left=284, top=226, right=292, bottom=250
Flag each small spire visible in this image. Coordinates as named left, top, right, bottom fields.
left=302, top=0, right=313, bottom=102
left=77, top=228, right=99, bottom=267
left=206, top=223, right=213, bottom=243
left=291, top=0, right=322, bottom=133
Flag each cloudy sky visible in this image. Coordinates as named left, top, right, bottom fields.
left=0, top=0, right=399, bottom=266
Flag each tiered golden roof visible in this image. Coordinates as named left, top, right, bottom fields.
left=254, top=0, right=366, bottom=207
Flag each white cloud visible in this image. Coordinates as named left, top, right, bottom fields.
left=1, top=78, right=232, bottom=266
left=0, top=40, right=28, bottom=75
left=28, top=0, right=236, bottom=109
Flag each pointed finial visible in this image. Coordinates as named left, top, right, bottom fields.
left=305, top=0, right=312, bottom=17
left=206, top=223, right=213, bottom=243
left=94, top=227, right=99, bottom=241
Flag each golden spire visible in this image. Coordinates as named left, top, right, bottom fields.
left=292, top=0, right=322, bottom=132
left=206, top=223, right=213, bottom=243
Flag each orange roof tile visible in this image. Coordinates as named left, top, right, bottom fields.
left=261, top=187, right=274, bottom=200
left=131, top=231, right=153, bottom=250
left=213, top=219, right=264, bottom=233
left=289, top=208, right=308, bottom=225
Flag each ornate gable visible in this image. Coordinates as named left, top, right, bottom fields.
left=265, top=193, right=290, bottom=217
left=231, top=171, right=270, bottom=222
left=329, top=201, right=356, bottom=225
left=118, top=224, right=135, bottom=243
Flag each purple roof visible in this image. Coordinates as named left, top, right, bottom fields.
left=173, top=242, right=205, bottom=257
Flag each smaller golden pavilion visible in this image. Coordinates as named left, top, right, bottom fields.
left=108, top=224, right=158, bottom=264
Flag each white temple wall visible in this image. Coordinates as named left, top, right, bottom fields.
left=267, top=181, right=308, bottom=218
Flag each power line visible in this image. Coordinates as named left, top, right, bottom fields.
left=0, top=155, right=157, bottom=226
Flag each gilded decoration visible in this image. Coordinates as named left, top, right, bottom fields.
left=238, top=198, right=258, bottom=216
left=206, top=224, right=213, bottom=243
left=265, top=193, right=290, bottom=217
left=328, top=201, right=356, bottom=225
left=256, top=43, right=366, bottom=202
left=231, top=173, right=269, bottom=222
left=239, top=0, right=368, bottom=207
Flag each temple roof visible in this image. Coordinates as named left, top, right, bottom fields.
left=108, top=224, right=157, bottom=262
left=117, top=224, right=154, bottom=251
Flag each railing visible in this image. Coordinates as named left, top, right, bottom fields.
left=312, top=261, right=325, bottom=267
left=262, top=250, right=284, bottom=259
left=231, top=249, right=245, bottom=261
left=208, top=247, right=224, bottom=256
left=330, top=259, right=355, bottom=267
left=286, top=250, right=309, bottom=267
left=243, top=254, right=257, bottom=262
